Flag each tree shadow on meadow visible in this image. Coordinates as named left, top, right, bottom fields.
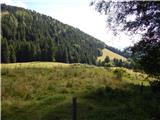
left=43, top=84, right=160, bottom=120
left=2, top=84, right=160, bottom=120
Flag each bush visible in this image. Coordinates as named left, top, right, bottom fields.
left=104, top=63, right=112, bottom=67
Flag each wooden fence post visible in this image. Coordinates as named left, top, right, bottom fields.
left=140, top=82, right=143, bottom=94
left=72, top=97, right=77, bottom=120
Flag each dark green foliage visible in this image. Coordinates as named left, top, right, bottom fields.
left=97, top=49, right=103, bottom=56
left=113, top=58, right=123, bottom=67
left=92, top=1, right=160, bottom=77
left=122, top=61, right=132, bottom=69
left=1, top=4, right=105, bottom=64
left=91, top=1, right=160, bottom=34
left=132, top=35, right=160, bottom=77
left=112, top=58, right=133, bottom=69
left=1, top=38, right=10, bottom=63
left=9, top=45, right=16, bottom=63
left=122, top=47, right=132, bottom=58
left=97, top=60, right=105, bottom=67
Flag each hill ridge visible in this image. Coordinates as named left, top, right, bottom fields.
left=1, top=4, right=126, bottom=64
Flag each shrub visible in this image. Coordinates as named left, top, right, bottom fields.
left=104, top=63, right=112, bottom=67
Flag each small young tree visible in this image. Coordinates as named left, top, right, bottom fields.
left=104, top=56, right=110, bottom=63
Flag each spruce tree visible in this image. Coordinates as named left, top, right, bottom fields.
left=9, top=45, right=16, bottom=63
left=65, top=47, right=69, bottom=63
left=1, top=38, right=10, bottom=63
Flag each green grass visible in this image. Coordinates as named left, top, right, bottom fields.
left=1, top=62, right=160, bottom=120
left=97, top=48, right=127, bottom=61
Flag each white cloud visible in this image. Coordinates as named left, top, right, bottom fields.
left=105, top=31, right=141, bottom=49
left=0, top=0, right=27, bottom=8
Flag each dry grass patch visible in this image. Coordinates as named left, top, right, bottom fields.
left=97, top=48, right=127, bottom=61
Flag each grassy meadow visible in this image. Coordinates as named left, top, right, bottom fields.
left=1, top=62, right=160, bottom=120
left=97, top=48, right=127, bottom=61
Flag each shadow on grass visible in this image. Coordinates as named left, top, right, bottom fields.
left=2, top=84, right=160, bottom=120
left=43, top=84, right=160, bottom=120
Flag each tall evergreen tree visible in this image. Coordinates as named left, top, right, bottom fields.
left=47, top=39, right=56, bottom=61
left=64, top=47, right=69, bottom=63
left=9, top=45, right=16, bottom=63
left=1, top=38, right=10, bottom=63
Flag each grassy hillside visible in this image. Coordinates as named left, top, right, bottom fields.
left=2, top=62, right=160, bottom=120
left=1, top=62, right=70, bottom=69
left=97, top=48, right=127, bottom=61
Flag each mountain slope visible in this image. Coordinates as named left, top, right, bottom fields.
left=1, top=4, right=126, bottom=64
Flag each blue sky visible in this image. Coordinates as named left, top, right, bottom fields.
left=1, top=0, right=140, bottom=49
